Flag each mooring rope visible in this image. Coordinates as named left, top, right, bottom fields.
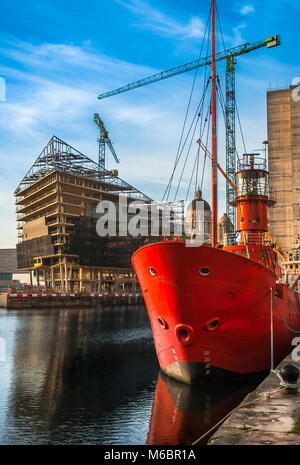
left=273, top=293, right=300, bottom=334
left=289, top=299, right=300, bottom=319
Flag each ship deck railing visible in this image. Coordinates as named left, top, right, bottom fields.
left=221, top=231, right=272, bottom=247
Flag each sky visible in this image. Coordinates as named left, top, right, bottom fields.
left=0, top=0, right=299, bottom=247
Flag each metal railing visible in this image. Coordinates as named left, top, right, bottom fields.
left=237, top=154, right=267, bottom=171
left=220, top=231, right=271, bottom=247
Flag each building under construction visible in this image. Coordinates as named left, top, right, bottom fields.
left=15, top=135, right=153, bottom=293
left=267, top=85, right=300, bottom=286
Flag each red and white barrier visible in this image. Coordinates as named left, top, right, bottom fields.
left=6, top=293, right=142, bottom=298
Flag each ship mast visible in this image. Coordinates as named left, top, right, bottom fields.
left=211, top=0, right=218, bottom=247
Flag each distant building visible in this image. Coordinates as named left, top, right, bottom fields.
left=283, top=250, right=300, bottom=292
left=185, top=189, right=212, bottom=242
left=217, top=213, right=234, bottom=245
left=267, top=85, right=300, bottom=254
left=0, top=249, right=27, bottom=290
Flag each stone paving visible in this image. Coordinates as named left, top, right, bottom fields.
left=209, top=354, right=300, bottom=445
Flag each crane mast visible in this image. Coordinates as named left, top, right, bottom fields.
left=225, top=35, right=280, bottom=231
left=94, top=113, right=120, bottom=170
left=225, top=54, right=236, bottom=232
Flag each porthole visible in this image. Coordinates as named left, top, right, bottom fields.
left=157, top=316, right=168, bottom=330
left=199, top=267, right=210, bottom=276
left=174, top=324, right=195, bottom=346
left=204, top=317, right=221, bottom=331
left=149, top=267, right=156, bottom=276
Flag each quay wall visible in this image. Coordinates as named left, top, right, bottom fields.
left=0, top=293, right=144, bottom=309
left=208, top=352, right=300, bottom=445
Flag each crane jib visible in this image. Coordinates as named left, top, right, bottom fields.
left=98, top=35, right=280, bottom=100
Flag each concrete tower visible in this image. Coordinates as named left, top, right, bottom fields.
left=267, top=85, right=300, bottom=254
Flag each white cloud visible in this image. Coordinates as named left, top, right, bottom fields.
left=109, top=104, right=165, bottom=125
left=0, top=36, right=203, bottom=224
left=232, top=24, right=247, bottom=45
left=240, top=5, right=254, bottom=15
left=0, top=38, right=162, bottom=140
left=0, top=38, right=155, bottom=85
left=114, top=0, right=205, bottom=39
left=0, top=28, right=224, bottom=208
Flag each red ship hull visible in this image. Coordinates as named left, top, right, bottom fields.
left=132, top=240, right=300, bottom=384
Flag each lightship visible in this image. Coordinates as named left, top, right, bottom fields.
left=132, top=0, right=300, bottom=384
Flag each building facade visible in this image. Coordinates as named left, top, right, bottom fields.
left=267, top=85, right=300, bottom=254
left=15, top=136, right=153, bottom=293
left=0, top=249, right=28, bottom=290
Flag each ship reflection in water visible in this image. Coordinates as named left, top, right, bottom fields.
left=0, top=306, right=262, bottom=444
left=147, top=371, right=263, bottom=445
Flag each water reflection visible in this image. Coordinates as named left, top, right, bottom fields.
left=0, top=306, right=263, bottom=445
left=0, top=306, right=158, bottom=444
left=147, top=371, right=263, bottom=445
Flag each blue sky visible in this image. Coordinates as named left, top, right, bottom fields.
left=0, top=0, right=299, bottom=247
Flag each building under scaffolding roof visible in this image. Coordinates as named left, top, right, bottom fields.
left=15, top=135, right=151, bottom=201
left=15, top=136, right=153, bottom=292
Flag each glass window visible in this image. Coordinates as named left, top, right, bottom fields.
left=0, top=273, right=12, bottom=281
left=236, top=171, right=269, bottom=197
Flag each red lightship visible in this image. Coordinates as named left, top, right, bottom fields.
left=132, top=1, right=300, bottom=384
left=132, top=154, right=300, bottom=383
